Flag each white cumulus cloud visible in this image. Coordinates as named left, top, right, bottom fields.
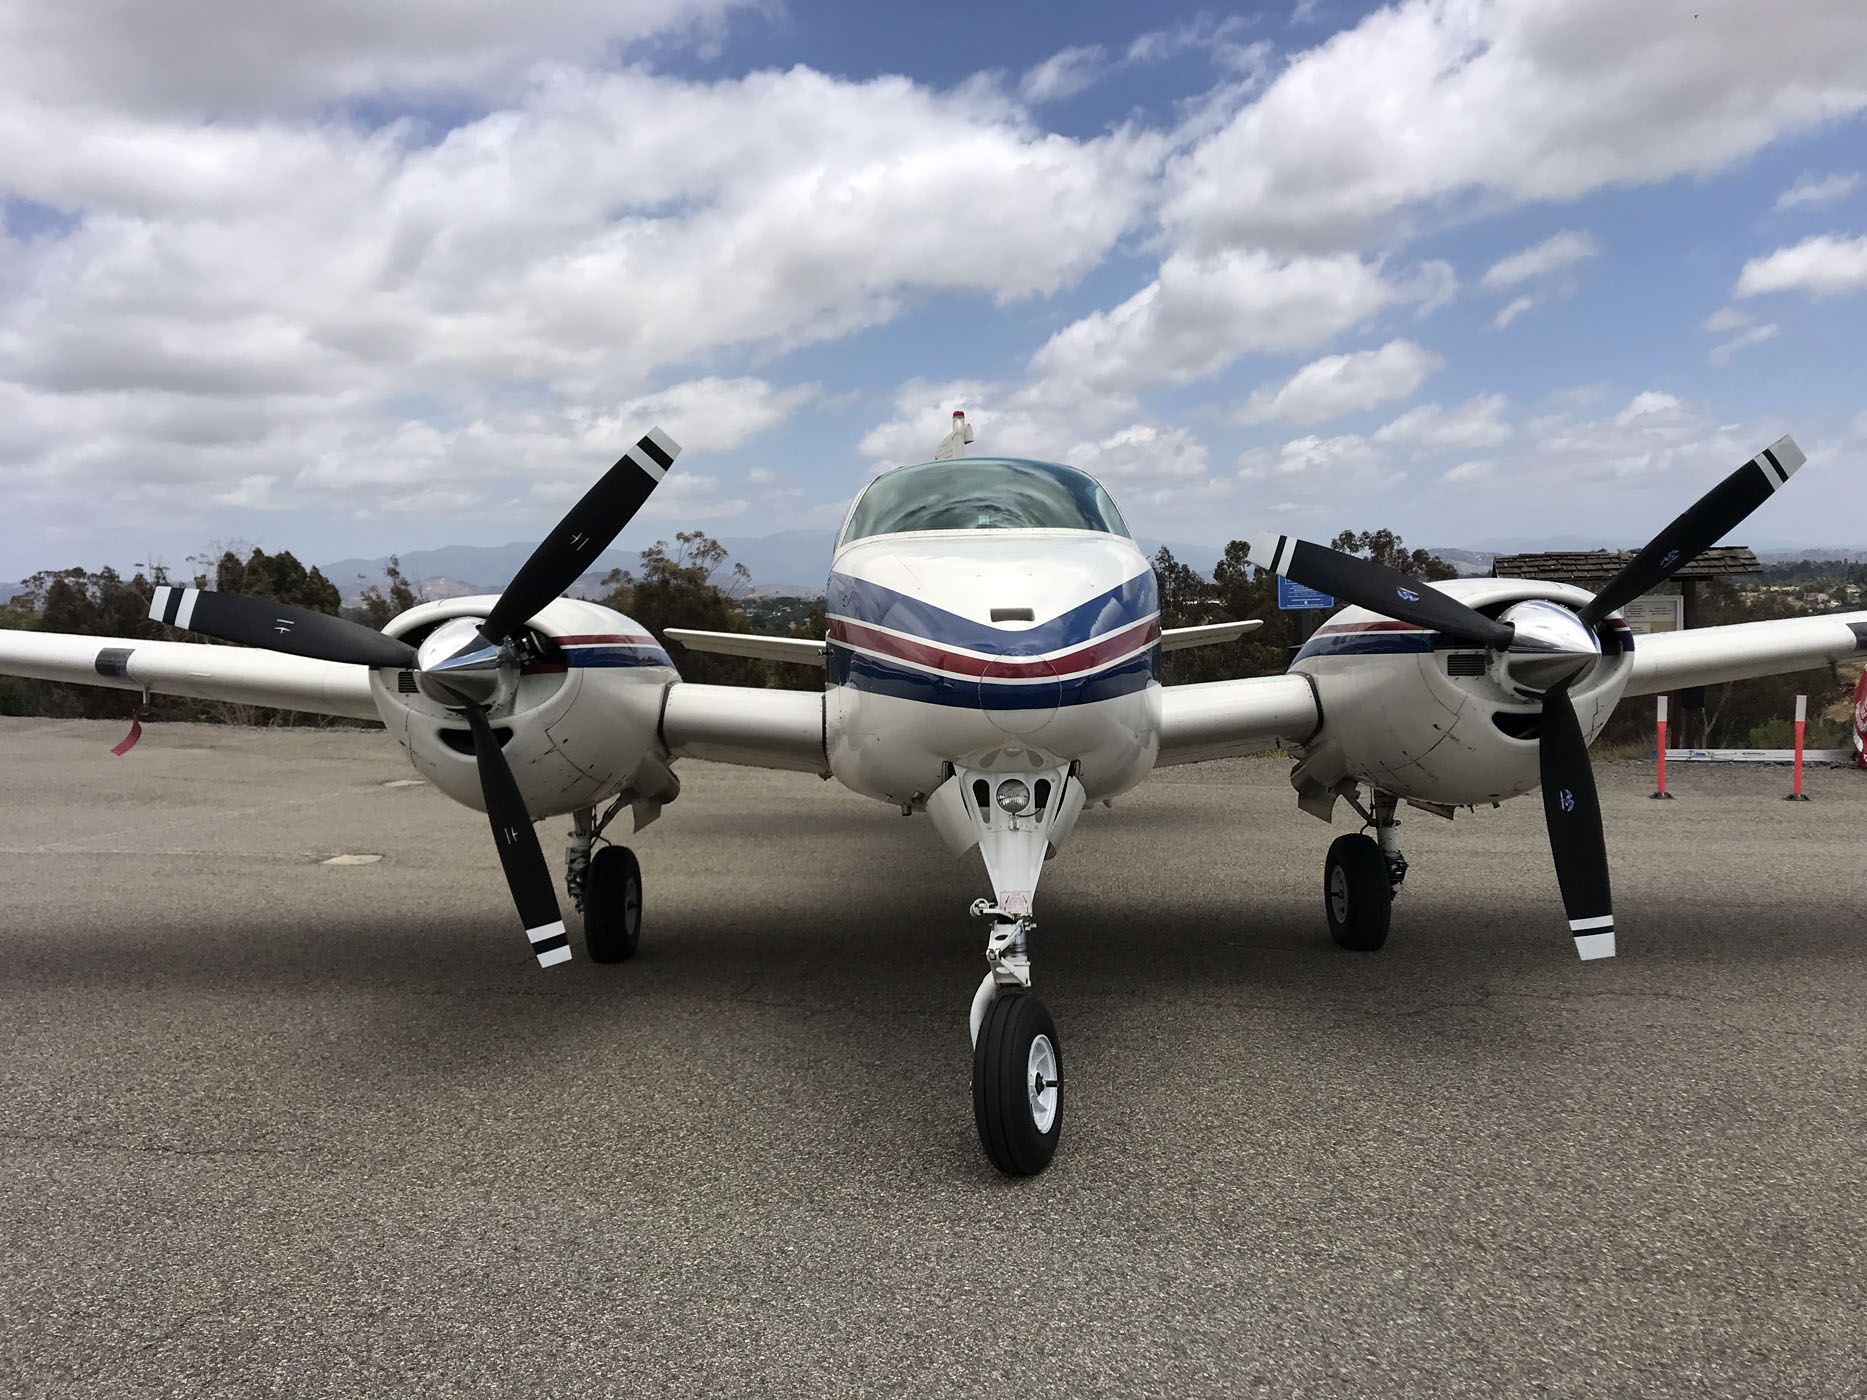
left=1736, top=234, right=1867, bottom=299
left=1374, top=394, right=1513, bottom=452
left=1481, top=230, right=1601, bottom=289
left=1235, top=339, right=1442, bottom=426
left=1774, top=171, right=1859, bottom=212
left=1030, top=251, right=1451, bottom=393
left=1162, top=0, right=1867, bottom=252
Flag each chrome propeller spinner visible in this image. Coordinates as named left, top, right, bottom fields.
left=1492, top=599, right=1604, bottom=697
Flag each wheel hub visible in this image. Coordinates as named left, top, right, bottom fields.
left=1329, top=864, right=1349, bottom=922
left=1027, top=1034, right=1059, bottom=1133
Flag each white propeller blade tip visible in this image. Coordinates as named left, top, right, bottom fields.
left=1573, top=929, right=1616, bottom=960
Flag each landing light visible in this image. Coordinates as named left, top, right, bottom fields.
left=996, top=779, right=1032, bottom=815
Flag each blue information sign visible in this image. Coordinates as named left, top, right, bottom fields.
left=1276, top=576, right=1335, bottom=611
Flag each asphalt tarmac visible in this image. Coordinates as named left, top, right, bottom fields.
left=1, top=717, right=1862, bottom=1397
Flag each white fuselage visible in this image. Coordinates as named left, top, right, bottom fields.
left=822, top=529, right=1163, bottom=806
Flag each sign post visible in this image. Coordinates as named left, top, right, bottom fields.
left=1785, top=694, right=1811, bottom=801
left=1651, top=695, right=1673, bottom=800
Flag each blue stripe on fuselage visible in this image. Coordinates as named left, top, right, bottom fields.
left=827, top=569, right=1158, bottom=654
left=827, top=642, right=1158, bottom=708
left=561, top=646, right=674, bottom=668
left=1292, top=632, right=1436, bottom=663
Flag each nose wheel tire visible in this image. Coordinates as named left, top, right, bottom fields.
left=972, top=993, right=1062, bottom=1176
left=583, top=844, right=643, bottom=962
left=1325, top=832, right=1391, bottom=952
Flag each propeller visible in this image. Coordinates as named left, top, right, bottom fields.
left=1250, top=435, right=1805, bottom=960
left=150, top=426, right=682, bottom=967
left=148, top=586, right=417, bottom=669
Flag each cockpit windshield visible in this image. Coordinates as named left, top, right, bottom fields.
left=839, top=458, right=1130, bottom=545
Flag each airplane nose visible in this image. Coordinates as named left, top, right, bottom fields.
left=981, top=654, right=1060, bottom=737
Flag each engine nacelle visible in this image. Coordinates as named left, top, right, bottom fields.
left=1290, top=578, right=1636, bottom=807
left=366, top=596, right=680, bottom=821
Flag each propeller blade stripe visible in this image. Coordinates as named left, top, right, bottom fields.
left=628, top=444, right=668, bottom=483
left=636, top=429, right=676, bottom=472
left=175, top=587, right=200, bottom=630
left=527, top=919, right=571, bottom=957
left=1269, top=535, right=1295, bottom=576
left=1568, top=914, right=1614, bottom=931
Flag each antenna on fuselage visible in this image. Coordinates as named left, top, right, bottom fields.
left=934, top=409, right=974, bottom=461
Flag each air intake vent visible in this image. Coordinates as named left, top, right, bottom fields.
left=991, top=607, right=1035, bottom=622
left=1445, top=652, right=1487, bottom=677
left=1492, top=710, right=1542, bottom=741
left=439, top=727, right=513, bottom=755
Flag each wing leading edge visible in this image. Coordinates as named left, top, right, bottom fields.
left=0, top=629, right=378, bottom=720
left=1624, top=611, right=1867, bottom=696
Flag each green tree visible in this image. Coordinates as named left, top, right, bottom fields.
left=354, top=556, right=419, bottom=629
left=602, top=530, right=766, bottom=686
left=214, top=547, right=342, bottom=614
left=1327, top=528, right=1458, bottom=582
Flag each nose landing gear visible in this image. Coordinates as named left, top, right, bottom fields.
left=929, top=762, right=1082, bottom=1176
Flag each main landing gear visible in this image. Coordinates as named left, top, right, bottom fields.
left=567, top=803, right=645, bottom=962
left=1324, top=789, right=1407, bottom=952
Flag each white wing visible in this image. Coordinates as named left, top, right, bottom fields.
left=0, top=628, right=377, bottom=720
left=663, top=628, right=825, bottom=667
left=1624, top=611, right=1867, bottom=695
left=1160, top=620, right=1262, bottom=652
left=661, top=683, right=828, bottom=774
left=1155, top=673, right=1320, bottom=767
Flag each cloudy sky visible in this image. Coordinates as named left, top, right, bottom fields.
left=5, top=0, right=1867, bottom=579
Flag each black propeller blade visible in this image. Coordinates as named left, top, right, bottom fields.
left=1248, top=535, right=1515, bottom=649
left=1536, top=683, right=1614, bottom=960
left=479, top=427, right=680, bottom=646
left=459, top=698, right=571, bottom=968
left=149, top=585, right=417, bottom=669
left=1578, top=435, right=1804, bottom=627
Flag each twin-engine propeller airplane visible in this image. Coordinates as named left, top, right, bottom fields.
left=4, top=420, right=1865, bottom=1174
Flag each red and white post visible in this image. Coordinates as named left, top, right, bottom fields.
left=1650, top=694, right=1674, bottom=800
left=1786, top=693, right=1811, bottom=801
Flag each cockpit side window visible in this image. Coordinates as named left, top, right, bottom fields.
left=839, top=458, right=1130, bottom=546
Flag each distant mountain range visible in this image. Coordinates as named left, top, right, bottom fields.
left=317, top=531, right=1867, bottom=602
left=320, top=532, right=1231, bottom=601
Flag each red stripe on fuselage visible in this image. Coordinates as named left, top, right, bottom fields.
left=1310, top=619, right=1430, bottom=635
left=828, top=615, right=1160, bottom=679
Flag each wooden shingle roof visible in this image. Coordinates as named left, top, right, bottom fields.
left=1490, top=546, right=1760, bottom=585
